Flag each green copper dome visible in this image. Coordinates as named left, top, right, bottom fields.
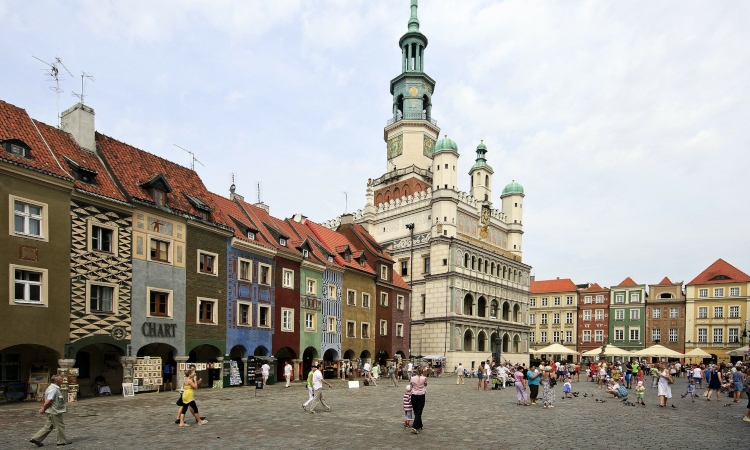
left=502, top=180, right=524, bottom=195
left=476, top=141, right=487, bottom=151
left=434, top=135, right=458, bottom=153
left=470, top=139, right=493, bottom=173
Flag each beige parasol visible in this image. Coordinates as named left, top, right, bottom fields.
left=683, top=348, right=712, bottom=358
left=632, top=344, right=683, bottom=357
left=530, top=343, right=579, bottom=355
left=582, top=345, right=632, bottom=357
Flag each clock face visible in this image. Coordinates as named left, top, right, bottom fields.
left=408, top=86, right=418, bottom=96
left=387, top=135, right=403, bottom=159
left=423, top=135, right=436, bottom=158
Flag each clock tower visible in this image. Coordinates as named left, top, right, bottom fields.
left=383, top=0, right=440, bottom=184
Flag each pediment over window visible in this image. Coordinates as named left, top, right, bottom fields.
left=140, top=173, right=173, bottom=193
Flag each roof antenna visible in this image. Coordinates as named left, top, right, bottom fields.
left=257, top=182, right=262, bottom=203
left=32, top=56, right=73, bottom=128
left=173, top=144, right=204, bottom=170
left=343, top=191, right=348, bottom=213
left=72, top=71, right=95, bottom=105
left=230, top=173, right=236, bottom=194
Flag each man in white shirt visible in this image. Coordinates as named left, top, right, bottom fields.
left=30, top=375, right=70, bottom=446
left=308, top=364, right=333, bottom=413
left=497, top=364, right=508, bottom=389
left=692, top=365, right=703, bottom=389
left=407, top=362, right=414, bottom=379
left=261, top=362, right=271, bottom=385
left=455, top=363, right=465, bottom=385
left=284, top=362, right=293, bottom=387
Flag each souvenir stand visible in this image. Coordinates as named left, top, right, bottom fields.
left=223, top=359, right=242, bottom=388
left=57, top=367, right=79, bottom=403
left=132, top=357, right=163, bottom=393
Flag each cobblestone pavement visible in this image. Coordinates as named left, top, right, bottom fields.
left=2, top=376, right=749, bottom=449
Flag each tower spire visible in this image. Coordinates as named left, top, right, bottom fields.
left=408, top=0, right=420, bottom=31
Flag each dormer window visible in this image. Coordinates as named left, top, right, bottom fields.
left=197, top=211, right=207, bottom=220
left=279, top=238, right=286, bottom=246
left=79, top=171, right=95, bottom=184
left=302, top=249, right=309, bottom=258
left=328, top=255, right=333, bottom=263
left=3, top=140, right=31, bottom=159
left=247, top=231, right=255, bottom=240
left=153, top=189, right=165, bottom=206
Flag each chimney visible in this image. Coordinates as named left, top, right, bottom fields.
left=61, top=103, right=96, bottom=152
left=530, top=275, right=535, bottom=282
left=340, top=213, right=354, bottom=225
left=254, top=202, right=269, bottom=214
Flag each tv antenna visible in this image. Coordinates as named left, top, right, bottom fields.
left=173, top=144, right=204, bottom=170
left=32, top=56, right=73, bottom=127
left=256, top=183, right=262, bottom=204
left=72, top=71, right=96, bottom=105
left=343, top=191, right=348, bottom=213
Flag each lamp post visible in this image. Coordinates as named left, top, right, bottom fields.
left=493, top=326, right=502, bottom=364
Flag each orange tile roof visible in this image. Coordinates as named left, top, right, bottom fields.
left=0, top=100, right=73, bottom=180
left=348, top=222, right=393, bottom=262
left=530, top=278, right=577, bottom=294
left=580, top=283, right=608, bottom=292
left=391, top=269, right=411, bottom=290
left=284, top=218, right=337, bottom=267
left=655, top=277, right=674, bottom=286
left=687, top=258, right=750, bottom=286
left=234, top=199, right=303, bottom=257
left=97, top=133, right=229, bottom=227
left=616, top=277, right=639, bottom=287
left=306, top=220, right=375, bottom=275
left=205, top=192, right=275, bottom=250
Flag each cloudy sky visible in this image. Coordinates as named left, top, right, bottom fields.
left=2, top=1, right=749, bottom=289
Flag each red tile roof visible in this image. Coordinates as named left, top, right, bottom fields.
left=687, top=259, right=750, bottom=286
left=234, top=198, right=303, bottom=257
left=391, top=270, right=411, bottom=290
left=530, top=278, right=577, bottom=294
left=616, top=277, right=638, bottom=287
left=205, top=192, right=275, bottom=250
left=97, top=133, right=229, bottom=227
left=0, top=100, right=73, bottom=180
left=580, top=283, right=608, bottom=292
left=306, top=220, right=374, bottom=275
left=347, top=222, right=394, bottom=262
left=655, top=277, right=674, bottom=286
left=284, top=218, right=336, bottom=267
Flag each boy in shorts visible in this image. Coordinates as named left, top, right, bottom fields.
left=635, top=380, right=645, bottom=405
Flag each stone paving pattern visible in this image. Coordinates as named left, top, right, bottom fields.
left=2, top=375, right=750, bottom=449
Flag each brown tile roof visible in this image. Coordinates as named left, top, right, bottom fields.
left=616, top=277, right=639, bottom=287
left=687, top=258, right=750, bottom=286
left=0, top=100, right=73, bottom=180
left=391, top=270, right=411, bottom=290
left=347, top=222, right=394, bottom=262
left=205, top=192, right=275, bottom=250
left=284, top=218, right=336, bottom=267
left=306, top=220, right=375, bottom=275
left=530, top=278, right=577, bottom=294
left=580, top=283, right=608, bottom=292
left=234, top=198, right=303, bottom=257
left=97, top=133, right=229, bottom=227
left=655, top=277, right=674, bottom=286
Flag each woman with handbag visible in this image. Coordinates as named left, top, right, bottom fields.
left=541, top=367, right=556, bottom=408
left=178, top=369, right=208, bottom=427
left=656, top=364, right=672, bottom=407
left=706, top=366, right=722, bottom=401
left=409, top=367, right=427, bottom=433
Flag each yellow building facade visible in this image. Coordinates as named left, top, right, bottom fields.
left=529, top=278, right=578, bottom=360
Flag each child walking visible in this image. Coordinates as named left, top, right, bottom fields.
left=562, top=378, right=572, bottom=398
left=681, top=379, right=696, bottom=402
left=403, top=385, right=416, bottom=433
left=635, top=380, right=645, bottom=405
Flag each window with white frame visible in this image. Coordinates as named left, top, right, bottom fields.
left=90, top=224, right=115, bottom=253
left=615, top=294, right=624, bottom=303
left=238, top=258, right=252, bottom=281
left=198, top=250, right=218, bottom=276
left=566, top=312, right=573, bottom=324
left=595, top=309, right=604, bottom=321
left=714, top=288, right=724, bottom=297
left=380, top=320, right=387, bottom=336
left=614, top=328, right=624, bottom=341
left=669, top=307, right=678, bottom=319
left=530, top=332, right=535, bottom=343
left=397, top=295, right=404, bottom=310
left=147, top=287, right=172, bottom=318
left=361, top=322, right=370, bottom=339
left=595, top=330, right=603, bottom=342
left=362, top=293, right=370, bottom=308
left=12, top=265, right=47, bottom=306
left=396, top=323, right=404, bottom=337
left=281, top=308, right=294, bottom=331
left=713, top=306, right=723, bottom=319
left=652, top=308, right=661, bottom=319
left=258, top=263, right=272, bottom=285
left=530, top=298, right=536, bottom=306
left=541, top=331, right=547, bottom=342
left=305, top=312, right=316, bottom=331
left=529, top=314, right=535, bottom=325
left=257, top=304, right=271, bottom=328
left=730, top=287, right=740, bottom=297
left=583, top=310, right=591, bottom=321
left=565, top=331, right=572, bottom=342
left=11, top=197, right=46, bottom=239
left=566, top=296, right=573, bottom=305
left=327, top=284, right=337, bottom=300
left=327, top=316, right=336, bottom=333
left=583, top=330, right=591, bottom=342
left=697, top=328, right=707, bottom=343
left=380, top=292, right=388, bottom=307
left=306, top=278, right=316, bottom=295
left=282, top=269, right=294, bottom=288
left=553, top=331, right=560, bottom=342
left=246, top=231, right=255, bottom=240
left=584, top=296, right=592, bottom=304
left=197, top=298, right=218, bottom=324
left=629, top=327, right=640, bottom=341
left=149, top=237, right=171, bottom=263
left=615, top=309, right=624, bottom=321
left=346, top=320, right=356, bottom=338
left=346, top=290, right=356, bottom=306
left=237, top=302, right=252, bottom=326
left=279, top=237, right=286, bottom=246
left=631, top=293, right=640, bottom=303
left=698, top=307, right=708, bottom=319
left=541, top=313, right=547, bottom=325
left=630, top=309, right=640, bottom=320
left=553, top=313, right=560, bottom=324
left=669, top=328, right=678, bottom=342
left=713, top=328, right=723, bottom=343
left=87, top=281, right=117, bottom=314
left=380, top=265, right=388, bottom=280
left=730, top=306, right=740, bottom=318
left=541, top=297, right=548, bottom=306
left=651, top=328, right=661, bottom=342
left=554, top=297, right=560, bottom=305
left=596, top=295, right=604, bottom=303
left=699, top=289, right=708, bottom=298
left=729, top=328, right=739, bottom=343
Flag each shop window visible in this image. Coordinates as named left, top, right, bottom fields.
left=282, top=269, right=294, bottom=288
left=197, top=298, right=218, bottom=324
left=0, top=353, right=20, bottom=382
left=258, top=263, right=272, bottom=285
left=238, top=258, right=252, bottom=281
left=327, top=316, right=336, bottom=333
left=87, top=282, right=117, bottom=314
left=346, top=320, right=356, bottom=338
left=198, top=250, right=218, bottom=276
left=347, top=290, right=356, bottom=306
left=257, top=304, right=271, bottom=328
left=282, top=308, right=294, bottom=331
left=74, top=351, right=90, bottom=380
left=380, top=292, right=388, bottom=307
left=305, top=312, right=316, bottom=331
left=237, top=302, right=252, bottom=326
left=148, top=288, right=171, bottom=318
left=12, top=266, right=46, bottom=305
left=361, top=322, right=370, bottom=339
left=149, top=238, right=171, bottom=263
left=11, top=197, right=46, bottom=240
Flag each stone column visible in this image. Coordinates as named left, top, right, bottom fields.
left=241, top=357, right=248, bottom=385
left=174, top=356, right=189, bottom=390
left=293, top=359, right=302, bottom=382
left=216, top=356, right=224, bottom=388
left=120, top=356, right=136, bottom=383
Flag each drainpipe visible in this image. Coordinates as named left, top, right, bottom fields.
left=405, top=223, right=415, bottom=357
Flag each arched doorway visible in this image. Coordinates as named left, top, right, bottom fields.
left=502, top=334, right=510, bottom=353
left=513, top=304, right=520, bottom=322
left=75, top=343, right=125, bottom=396
left=359, top=350, right=371, bottom=360
left=463, top=294, right=474, bottom=315
left=477, top=331, right=487, bottom=352
left=513, top=335, right=521, bottom=353
left=253, top=345, right=269, bottom=356
left=477, top=297, right=487, bottom=318
left=0, top=344, right=60, bottom=401
left=323, top=349, right=338, bottom=379
left=188, top=344, right=222, bottom=388
left=502, top=302, right=510, bottom=321
left=376, top=349, right=389, bottom=368
left=302, top=346, right=318, bottom=380
left=229, top=345, right=247, bottom=385
left=463, top=329, right=473, bottom=351
left=275, top=347, right=297, bottom=382
left=344, top=349, right=356, bottom=360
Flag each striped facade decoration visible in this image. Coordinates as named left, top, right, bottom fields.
left=321, top=269, right=342, bottom=359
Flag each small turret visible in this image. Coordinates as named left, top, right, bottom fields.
left=501, top=179, right=524, bottom=255
left=469, top=140, right=493, bottom=203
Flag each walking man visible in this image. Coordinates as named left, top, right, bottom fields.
left=261, top=361, right=271, bottom=385
left=407, top=361, right=414, bottom=379
left=30, top=375, right=70, bottom=447
left=309, top=364, right=333, bottom=413
left=284, top=361, right=293, bottom=387
left=388, top=364, right=399, bottom=387
left=456, top=362, right=465, bottom=385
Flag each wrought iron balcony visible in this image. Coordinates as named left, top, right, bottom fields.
left=386, top=113, right=437, bottom=126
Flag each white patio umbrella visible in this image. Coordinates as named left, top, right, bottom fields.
left=727, top=346, right=749, bottom=357
left=632, top=344, right=683, bottom=358
left=530, top=343, right=579, bottom=355
left=582, top=345, right=632, bottom=357
left=683, top=348, right=712, bottom=359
